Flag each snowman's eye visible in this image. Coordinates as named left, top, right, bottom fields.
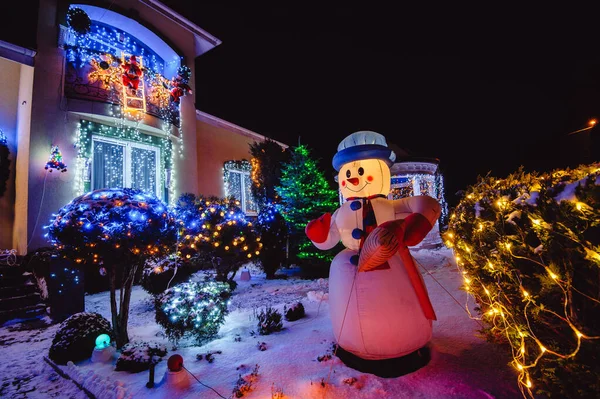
left=346, top=170, right=351, bottom=178
left=358, top=167, right=364, bottom=176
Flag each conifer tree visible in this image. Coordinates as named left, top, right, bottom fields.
left=275, top=145, right=340, bottom=272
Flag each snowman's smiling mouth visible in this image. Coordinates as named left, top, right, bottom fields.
left=345, top=182, right=370, bottom=192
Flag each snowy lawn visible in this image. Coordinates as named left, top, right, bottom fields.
left=0, top=247, right=522, bottom=398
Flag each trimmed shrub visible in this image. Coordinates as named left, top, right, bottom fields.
left=284, top=301, right=305, bottom=322
left=155, top=280, right=231, bottom=345
left=174, top=193, right=261, bottom=285
left=256, top=306, right=283, bottom=335
left=48, top=312, right=112, bottom=365
left=141, top=256, right=199, bottom=295
left=446, top=163, right=600, bottom=398
left=115, top=341, right=167, bottom=373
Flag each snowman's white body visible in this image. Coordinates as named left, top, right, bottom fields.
left=314, top=194, right=440, bottom=359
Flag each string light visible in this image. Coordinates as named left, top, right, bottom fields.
left=174, top=194, right=261, bottom=266
left=156, top=280, right=231, bottom=344
left=74, top=120, right=174, bottom=202
left=445, top=163, right=600, bottom=398
left=45, top=146, right=68, bottom=173
left=223, top=160, right=257, bottom=214
left=275, top=145, right=340, bottom=262
left=65, top=6, right=188, bottom=205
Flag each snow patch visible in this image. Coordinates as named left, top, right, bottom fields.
left=64, top=361, right=132, bottom=399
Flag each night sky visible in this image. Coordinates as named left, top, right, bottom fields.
left=165, top=2, right=600, bottom=208
left=5, top=2, right=600, bottom=208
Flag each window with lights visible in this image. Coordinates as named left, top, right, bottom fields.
left=223, top=160, right=258, bottom=215
left=76, top=120, right=172, bottom=201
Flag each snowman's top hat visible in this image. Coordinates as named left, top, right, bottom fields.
left=332, top=131, right=396, bottom=171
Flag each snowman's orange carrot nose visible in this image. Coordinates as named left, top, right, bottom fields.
left=347, top=177, right=359, bottom=186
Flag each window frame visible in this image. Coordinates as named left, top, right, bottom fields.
left=91, top=135, right=161, bottom=198
left=225, top=167, right=257, bottom=216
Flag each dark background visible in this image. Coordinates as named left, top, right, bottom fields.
left=166, top=2, right=600, bottom=208
left=4, top=1, right=600, bottom=209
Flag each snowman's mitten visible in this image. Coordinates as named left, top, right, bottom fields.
left=378, top=213, right=432, bottom=246
left=305, top=213, right=332, bottom=244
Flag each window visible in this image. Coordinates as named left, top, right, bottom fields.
left=92, top=136, right=161, bottom=198
left=223, top=161, right=258, bottom=215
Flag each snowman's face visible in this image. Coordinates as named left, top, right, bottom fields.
left=338, top=159, right=391, bottom=200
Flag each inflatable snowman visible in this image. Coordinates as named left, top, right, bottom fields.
left=305, top=131, right=441, bottom=377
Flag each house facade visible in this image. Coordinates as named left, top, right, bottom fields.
left=0, top=0, right=286, bottom=255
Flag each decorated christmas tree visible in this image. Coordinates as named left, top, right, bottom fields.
left=45, top=145, right=68, bottom=173
left=275, top=145, right=340, bottom=273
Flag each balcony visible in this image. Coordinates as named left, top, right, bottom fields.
left=64, top=58, right=181, bottom=127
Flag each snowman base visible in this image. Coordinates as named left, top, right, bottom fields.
left=335, top=345, right=430, bottom=378
left=91, top=346, right=116, bottom=363
left=162, top=369, right=191, bottom=390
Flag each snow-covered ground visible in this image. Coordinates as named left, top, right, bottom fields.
left=0, top=247, right=522, bottom=399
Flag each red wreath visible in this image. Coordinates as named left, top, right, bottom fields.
left=169, top=75, right=192, bottom=104
left=121, top=55, right=142, bottom=91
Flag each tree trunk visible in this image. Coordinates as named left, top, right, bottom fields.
left=109, top=266, right=121, bottom=348
left=115, top=264, right=138, bottom=349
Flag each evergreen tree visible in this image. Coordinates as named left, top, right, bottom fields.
left=249, top=139, right=291, bottom=278
left=249, top=138, right=290, bottom=208
left=275, top=145, right=340, bottom=273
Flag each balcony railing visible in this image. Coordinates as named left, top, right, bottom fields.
left=64, top=61, right=180, bottom=127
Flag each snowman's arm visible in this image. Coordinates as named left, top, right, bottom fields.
left=392, top=195, right=441, bottom=227
left=311, top=208, right=341, bottom=250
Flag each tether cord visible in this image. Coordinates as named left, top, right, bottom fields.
left=414, top=256, right=485, bottom=329
left=182, top=365, right=227, bottom=399
left=322, top=265, right=358, bottom=399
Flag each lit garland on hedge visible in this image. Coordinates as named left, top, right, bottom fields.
left=155, top=280, right=232, bottom=344
left=445, top=163, right=600, bottom=398
left=74, top=120, right=174, bottom=202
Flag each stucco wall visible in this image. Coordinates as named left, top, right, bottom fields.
left=24, top=0, right=204, bottom=251
left=0, top=58, right=20, bottom=250
left=196, top=118, right=261, bottom=198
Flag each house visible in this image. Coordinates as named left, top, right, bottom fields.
left=0, top=0, right=286, bottom=255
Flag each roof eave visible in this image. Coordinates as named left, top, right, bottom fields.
left=0, top=39, right=36, bottom=66
left=138, top=0, right=222, bottom=57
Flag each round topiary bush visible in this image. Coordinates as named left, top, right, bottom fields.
left=115, top=341, right=167, bottom=373
left=155, top=280, right=231, bottom=345
left=48, top=312, right=112, bottom=365
left=284, top=301, right=305, bottom=322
